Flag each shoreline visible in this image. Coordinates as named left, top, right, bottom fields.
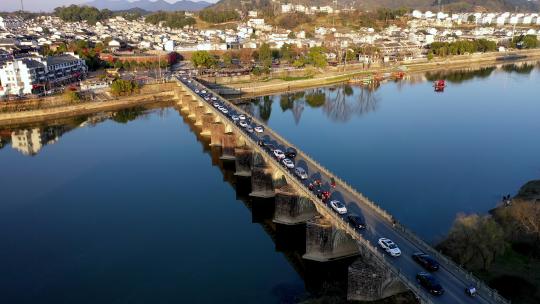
left=1, top=49, right=539, bottom=127
left=221, top=48, right=540, bottom=99
left=0, top=90, right=175, bottom=127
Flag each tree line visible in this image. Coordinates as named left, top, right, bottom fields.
left=428, top=39, right=497, bottom=58
left=144, top=11, right=195, bottom=28
left=198, top=9, right=240, bottom=24
left=54, top=5, right=113, bottom=25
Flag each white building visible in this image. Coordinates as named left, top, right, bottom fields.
left=0, top=53, right=87, bottom=97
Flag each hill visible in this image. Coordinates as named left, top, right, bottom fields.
left=85, top=0, right=212, bottom=12
left=210, top=0, right=540, bottom=12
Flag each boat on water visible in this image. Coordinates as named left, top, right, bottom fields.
left=496, top=53, right=528, bottom=61
left=433, top=79, right=446, bottom=92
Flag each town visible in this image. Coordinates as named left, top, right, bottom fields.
left=0, top=6, right=539, bottom=99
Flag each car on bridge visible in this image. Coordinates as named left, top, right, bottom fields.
left=238, top=114, right=246, bottom=120
left=330, top=200, right=347, bottom=214
left=239, top=121, right=248, bottom=128
left=273, top=149, right=286, bottom=160
left=347, top=214, right=366, bottom=230
left=378, top=238, right=401, bottom=257
left=416, top=272, right=444, bottom=296
left=316, top=190, right=331, bottom=202
left=412, top=252, right=440, bottom=271
left=294, top=167, right=308, bottom=180
left=254, top=126, right=264, bottom=133
left=285, top=147, right=297, bottom=159
left=282, top=158, right=294, bottom=168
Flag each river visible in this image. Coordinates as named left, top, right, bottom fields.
left=0, top=61, right=539, bottom=303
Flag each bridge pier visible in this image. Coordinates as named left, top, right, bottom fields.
left=303, top=217, right=360, bottom=262
left=250, top=151, right=275, bottom=198
left=234, top=147, right=252, bottom=177
left=347, top=253, right=408, bottom=302
left=200, top=113, right=214, bottom=137
left=209, top=122, right=225, bottom=146
left=220, top=132, right=236, bottom=161
left=273, top=186, right=317, bottom=225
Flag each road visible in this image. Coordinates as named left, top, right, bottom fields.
left=177, top=76, right=507, bottom=304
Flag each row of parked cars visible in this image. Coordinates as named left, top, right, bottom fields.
left=180, top=77, right=458, bottom=299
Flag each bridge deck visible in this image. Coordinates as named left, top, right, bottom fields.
left=176, top=77, right=509, bottom=304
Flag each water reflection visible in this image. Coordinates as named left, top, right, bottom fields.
left=0, top=106, right=153, bottom=156
left=177, top=109, right=355, bottom=302
left=239, top=60, right=539, bottom=124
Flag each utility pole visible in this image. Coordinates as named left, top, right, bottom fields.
left=20, top=0, right=24, bottom=12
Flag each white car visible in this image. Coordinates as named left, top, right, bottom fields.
left=201, top=90, right=207, bottom=94
left=330, top=200, right=347, bottom=214
left=231, top=115, right=239, bottom=121
left=194, top=89, right=200, bottom=93
left=294, top=167, right=308, bottom=179
left=378, top=238, right=401, bottom=257
left=254, top=126, right=264, bottom=133
left=273, top=149, right=286, bottom=159
left=204, top=97, right=210, bottom=101
left=282, top=158, right=294, bottom=168
left=239, top=120, right=248, bottom=128
left=211, top=97, right=217, bottom=101
left=238, top=114, right=246, bottom=120
left=213, top=102, right=220, bottom=108
left=221, top=108, right=229, bottom=114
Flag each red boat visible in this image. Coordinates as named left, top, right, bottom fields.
left=433, top=79, right=446, bottom=92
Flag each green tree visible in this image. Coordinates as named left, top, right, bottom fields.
left=222, top=52, right=233, bottom=67
left=258, top=43, right=272, bottom=68
left=307, top=46, right=327, bottom=68
left=191, top=51, right=216, bottom=68
left=198, top=9, right=240, bottom=24
left=110, top=79, right=140, bottom=96
left=467, top=15, right=476, bottom=23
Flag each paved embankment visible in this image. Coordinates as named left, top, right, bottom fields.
left=223, top=49, right=540, bottom=97
left=0, top=91, right=175, bottom=127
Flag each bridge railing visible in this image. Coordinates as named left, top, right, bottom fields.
left=395, top=222, right=510, bottom=304
left=179, top=79, right=509, bottom=304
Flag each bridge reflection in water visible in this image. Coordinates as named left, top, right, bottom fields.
left=177, top=111, right=375, bottom=302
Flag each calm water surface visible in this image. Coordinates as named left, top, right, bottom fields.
left=1, top=62, right=539, bottom=303
left=241, top=62, right=540, bottom=241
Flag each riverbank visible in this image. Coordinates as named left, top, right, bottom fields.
left=439, top=180, right=540, bottom=304
left=0, top=83, right=177, bottom=127
left=218, top=48, right=540, bottom=98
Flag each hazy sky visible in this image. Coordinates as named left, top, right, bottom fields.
left=0, top=0, right=209, bottom=13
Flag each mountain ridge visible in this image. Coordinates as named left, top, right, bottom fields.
left=85, top=0, right=212, bottom=12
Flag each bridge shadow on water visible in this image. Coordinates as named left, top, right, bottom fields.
left=176, top=107, right=357, bottom=302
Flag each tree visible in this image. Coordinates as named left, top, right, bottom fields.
left=307, top=46, right=327, bottom=68
left=258, top=43, right=272, bottom=69
left=287, top=32, right=296, bottom=39
left=439, top=214, right=506, bottom=270
left=191, top=51, right=216, bottom=68
left=280, top=44, right=295, bottom=64
left=222, top=52, right=233, bottom=67
left=110, top=79, right=140, bottom=96
left=145, top=11, right=195, bottom=28
left=198, top=9, right=240, bottom=23
left=63, top=89, right=81, bottom=102
left=427, top=52, right=434, bottom=61
left=467, top=15, right=476, bottom=23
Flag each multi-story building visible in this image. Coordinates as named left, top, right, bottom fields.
left=0, top=53, right=87, bottom=96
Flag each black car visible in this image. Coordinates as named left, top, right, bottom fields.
left=347, top=214, right=366, bottom=229
left=285, top=147, right=297, bottom=159
left=416, top=272, right=444, bottom=296
left=412, top=252, right=440, bottom=271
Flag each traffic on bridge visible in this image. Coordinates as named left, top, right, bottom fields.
left=177, top=76, right=509, bottom=304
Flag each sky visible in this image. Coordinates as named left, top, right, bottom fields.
left=0, top=0, right=211, bottom=13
